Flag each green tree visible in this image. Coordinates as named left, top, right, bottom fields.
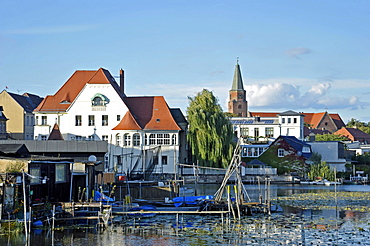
left=187, top=89, right=234, bottom=168
left=315, top=133, right=348, bottom=141
left=346, top=118, right=370, bottom=134
left=308, top=161, right=335, bottom=181
left=308, top=152, right=322, bottom=165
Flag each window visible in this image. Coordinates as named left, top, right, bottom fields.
left=88, top=115, right=95, bottom=126
left=133, top=133, right=140, bottom=146
left=41, top=135, right=47, bottom=140
left=102, top=115, right=108, bottom=126
left=163, top=134, right=170, bottom=145
left=254, top=128, right=259, bottom=140
left=265, top=127, right=274, bottom=138
left=29, top=167, right=41, bottom=184
left=35, top=116, right=39, bottom=125
left=102, top=135, right=109, bottom=141
left=238, top=105, right=242, bottom=109
left=117, top=115, right=121, bottom=121
left=116, top=134, right=121, bottom=146
left=282, top=118, right=285, bottom=124
left=41, top=116, right=47, bottom=125
left=172, top=134, right=177, bottom=145
left=157, top=134, right=163, bottom=145
left=162, top=156, right=168, bottom=165
left=92, top=97, right=104, bottom=106
left=294, top=118, right=297, bottom=124
left=75, top=115, right=82, bottom=126
left=149, top=134, right=156, bottom=145
left=55, top=164, right=67, bottom=183
left=240, top=127, right=249, bottom=137
left=278, top=149, right=284, bottom=157
left=302, top=146, right=310, bottom=153
left=124, top=133, right=131, bottom=146
left=288, top=118, right=291, bottom=124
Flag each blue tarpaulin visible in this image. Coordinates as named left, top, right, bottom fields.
left=172, top=195, right=213, bottom=207
left=94, top=191, right=114, bottom=202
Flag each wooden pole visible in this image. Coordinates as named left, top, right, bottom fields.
left=22, top=170, right=28, bottom=239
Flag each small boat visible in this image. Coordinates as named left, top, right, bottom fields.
left=128, top=204, right=157, bottom=217
left=172, top=195, right=214, bottom=207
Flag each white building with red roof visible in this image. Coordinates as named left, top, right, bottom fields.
left=34, top=68, right=188, bottom=178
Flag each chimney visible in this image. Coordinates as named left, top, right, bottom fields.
left=309, top=133, right=316, bottom=142
left=120, top=69, right=125, bottom=95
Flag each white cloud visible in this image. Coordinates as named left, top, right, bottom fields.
left=284, top=47, right=312, bottom=59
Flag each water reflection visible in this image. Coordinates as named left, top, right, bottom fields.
left=1, top=184, right=370, bottom=245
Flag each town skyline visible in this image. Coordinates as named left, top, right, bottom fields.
left=1, top=1, right=369, bottom=123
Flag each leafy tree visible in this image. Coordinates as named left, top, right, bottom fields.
left=308, top=152, right=322, bottom=165
left=346, top=118, right=370, bottom=134
left=308, top=161, right=335, bottom=181
left=315, top=133, right=348, bottom=141
left=187, top=89, right=234, bottom=168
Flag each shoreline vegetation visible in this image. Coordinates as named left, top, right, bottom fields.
left=275, top=191, right=370, bottom=212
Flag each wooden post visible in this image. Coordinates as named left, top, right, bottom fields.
left=22, top=170, right=28, bottom=239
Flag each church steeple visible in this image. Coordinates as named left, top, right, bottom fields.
left=231, top=59, right=244, bottom=91
left=228, top=59, right=249, bottom=117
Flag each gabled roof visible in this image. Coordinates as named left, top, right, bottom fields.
left=230, top=61, right=244, bottom=91
left=48, top=124, right=64, bottom=140
left=278, top=110, right=304, bottom=116
left=334, top=127, right=370, bottom=142
left=303, top=112, right=345, bottom=129
left=7, top=91, right=43, bottom=113
left=113, top=96, right=181, bottom=131
left=275, top=135, right=312, bottom=159
left=0, top=144, right=29, bottom=157
left=112, top=111, right=141, bottom=130
left=34, top=68, right=122, bottom=113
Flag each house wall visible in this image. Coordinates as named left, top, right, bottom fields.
left=278, top=114, right=304, bottom=139
left=316, top=113, right=338, bottom=133
left=308, top=141, right=347, bottom=172
left=0, top=91, right=25, bottom=139
left=33, top=80, right=183, bottom=176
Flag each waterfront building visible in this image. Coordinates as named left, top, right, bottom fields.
left=33, top=68, right=187, bottom=178
left=0, top=90, right=43, bottom=140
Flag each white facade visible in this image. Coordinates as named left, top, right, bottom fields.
left=33, top=69, right=184, bottom=177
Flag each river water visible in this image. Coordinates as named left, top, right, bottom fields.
left=2, top=184, right=370, bottom=246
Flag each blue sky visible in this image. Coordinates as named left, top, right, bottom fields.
left=1, top=0, right=370, bottom=123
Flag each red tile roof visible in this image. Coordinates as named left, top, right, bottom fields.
left=112, top=111, right=141, bottom=130
left=113, top=96, right=181, bottom=131
left=334, top=127, right=370, bottom=142
left=35, top=68, right=119, bottom=112
left=249, top=112, right=279, bottom=117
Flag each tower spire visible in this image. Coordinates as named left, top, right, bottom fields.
left=231, top=59, right=244, bottom=91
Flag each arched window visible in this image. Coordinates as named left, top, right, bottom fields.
left=124, top=133, right=131, bottom=146
left=93, top=97, right=103, bottom=106
left=115, top=134, right=121, bottom=146
left=133, top=133, right=140, bottom=146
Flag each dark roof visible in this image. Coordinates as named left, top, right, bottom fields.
left=278, top=110, right=304, bottom=116
left=8, top=92, right=43, bottom=113
left=48, top=124, right=64, bottom=140
left=170, top=108, right=187, bottom=125
left=279, top=136, right=312, bottom=159
left=246, top=159, right=267, bottom=166
left=0, top=144, right=29, bottom=157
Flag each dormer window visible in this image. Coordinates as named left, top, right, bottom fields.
left=91, top=93, right=109, bottom=111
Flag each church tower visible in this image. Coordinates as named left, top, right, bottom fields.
left=228, top=60, right=248, bottom=117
